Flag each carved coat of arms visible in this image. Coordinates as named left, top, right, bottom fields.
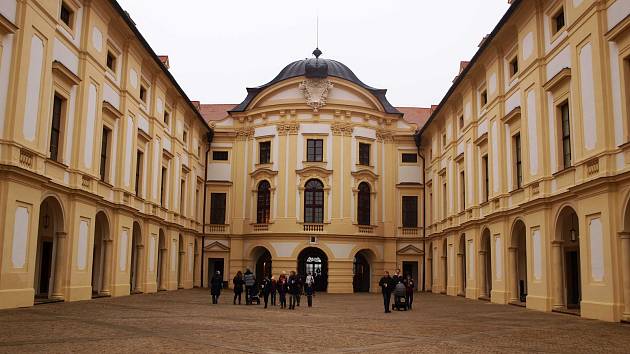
left=299, top=79, right=333, bottom=112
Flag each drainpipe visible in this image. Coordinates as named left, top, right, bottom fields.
left=200, top=129, right=214, bottom=287
left=414, top=131, right=427, bottom=292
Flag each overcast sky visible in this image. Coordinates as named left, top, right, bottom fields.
left=117, top=0, right=510, bottom=108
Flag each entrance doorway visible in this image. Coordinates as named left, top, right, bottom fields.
left=510, top=220, right=527, bottom=303
left=157, top=229, right=166, bottom=291
left=177, top=235, right=184, bottom=289
left=92, top=211, right=111, bottom=296
left=35, top=197, right=65, bottom=301
left=458, top=234, right=466, bottom=296
left=298, top=247, right=328, bottom=292
left=554, top=206, right=581, bottom=310
left=254, top=248, right=272, bottom=282
left=427, top=242, right=433, bottom=292
left=481, top=229, right=492, bottom=298
left=442, top=240, right=448, bottom=294
left=130, top=222, right=142, bottom=293
left=208, top=258, right=225, bottom=288
left=353, top=252, right=371, bottom=292
left=402, top=261, right=418, bottom=290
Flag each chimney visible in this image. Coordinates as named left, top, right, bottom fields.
left=158, top=55, right=170, bottom=69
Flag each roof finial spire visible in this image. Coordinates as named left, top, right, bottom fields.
left=313, top=14, right=322, bottom=59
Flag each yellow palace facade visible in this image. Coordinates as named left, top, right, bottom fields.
left=1, top=0, right=630, bottom=324
left=419, top=0, right=630, bottom=322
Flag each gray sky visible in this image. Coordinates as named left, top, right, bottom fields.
left=117, top=0, right=509, bottom=108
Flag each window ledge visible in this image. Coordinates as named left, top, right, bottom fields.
left=45, top=158, right=69, bottom=169
left=552, top=166, right=575, bottom=178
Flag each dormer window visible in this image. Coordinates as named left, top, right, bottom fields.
left=106, top=51, right=116, bottom=72
left=139, top=85, right=147, bottom=103
left=480, top=89, right=488, bottom=107
left=553, top=7, right=565, bottom=35
left=509, top=57, right=518, bottom=78
left=60, top=2, right=73, bottom=29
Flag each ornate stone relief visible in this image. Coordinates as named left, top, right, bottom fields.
left=376, top=128, right=394, bottom=142
left=299, top=78, right=333, bottom=112
left=331, top=121, right=354, bottom=136
left=277, top=121, right=300, bottom=135
left=236, top=127, right=254, bottom=140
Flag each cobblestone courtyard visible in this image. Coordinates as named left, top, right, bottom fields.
left=1, top=289, right=629, bottom=353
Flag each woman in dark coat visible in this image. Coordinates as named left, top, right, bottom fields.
left=210, top=271, right=223, bottom=304
left=270, top=276, right=277, bottom=306
left=277, top=272, right=288, bottom=309
left=233, top=271, right=244, bottom=305
left=405, top=275, right=415, bottom=310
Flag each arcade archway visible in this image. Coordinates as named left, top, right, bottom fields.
left=510, top=220, right=527, bottom=303
left=252, top=246, right=272, bottom=281
left=298, top=247, right=328, bottom=292
left=553, top=206, right=581, bottom=310
left=353, top=250, right=374, bottom=293
left=92, top=211, right=112, bottom=296
left=480, top=228, right=492, bottom=299
left=130, top=221, right=143, bottom=293
left=35, top=197, right=65, bottom=300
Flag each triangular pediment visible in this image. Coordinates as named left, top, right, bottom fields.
left=204, top=241, right=230, bottom=252
left=397, top=244, right=424, bottom=255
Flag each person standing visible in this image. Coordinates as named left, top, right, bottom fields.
left=305, top=279, right=314, bottom=307
left=288, top=271, right=299, bottom=310
left=405, top=274, right=415, bottom=310
left=270, top=276, right=277, bottom=306
left=261, top=276, right=271, bottom=309
left=278, top=272, right=288, bottom=309
left=392, top=268, right=402, bottom=284
left=379, top=271, right=393, bottom=313
left=210, top=271, right=223, bottom=304
left=233, top=271, right=244, bottom=305
left=243, top=268, right=255, bottom=305
left=296, top=273, right=303, bottom=307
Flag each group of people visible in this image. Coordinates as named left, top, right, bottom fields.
left=210, top=268, right=316, bottom=309
left=379, top=269, right=415, bottom=313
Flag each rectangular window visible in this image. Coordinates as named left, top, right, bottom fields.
left=259, top=141, right=271, bottom=164
left=514, top=133, right=523, bottom=189
left=509, top=57, right=518, bottom=77
left=402, top=196, right=418, bottom=228
left=306, top=139, right=323, bottom=162
left=560, top=101, right=571, bottom=169
left=459, top=115, right=464, bottom=130
left=135, top=150, right=143, bottom=197
left=442, top=181, right=447, bottom=218
left=164, top=110, right=170, bottom=125
left=210, top=193, right=227, bottom=224
left=50, top=94, right=64, bottom=162
left=60, top=2, right=73, bottom=28
left=160, top=166, right=167, bottom=207
left=553, top=7, right=565, bottom=34
left=139, top=85, right=147, bottom=103
left=402, top=153, right=417, bottom=163
left=212, top=151, right=228, bottom=161
left=481, top=89, right=488, bottom=107
left=183, top=128, right=188, bottom=144
left=195, top=187, right=201, bottom=220
left=180, top=179, right=186, bottom=215
left=482, top=155, right=489, bottom=202
left=460, top=171, right=466, bottom=211
left=428, top=192, right=433, bottom=223
left=106, top=51, right=116, bottom=72
left=442, top=133, right=447, bottom=147
left=359, top=143, right=370, bottom=165
left=100, top=127, right=110, bottom=182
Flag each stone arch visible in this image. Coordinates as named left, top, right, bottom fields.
left=297, top=246, right=329, bottom=292
left=250, top=245, right=273, bottom=281
left=620, top=193, right=630, bottom=320
left=34, top=196, right=66, bottom=300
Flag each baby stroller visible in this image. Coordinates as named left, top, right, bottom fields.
left=392, top=281, right=408, bottom=311
left=249, top=282, right=261, bottom=305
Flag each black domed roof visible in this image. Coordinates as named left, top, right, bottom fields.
left=230, top=51, right=401, bottom=115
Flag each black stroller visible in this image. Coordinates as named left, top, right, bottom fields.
left=249, top=282, right=261, bottom=305
left=392, top=281, right=408, bottom=311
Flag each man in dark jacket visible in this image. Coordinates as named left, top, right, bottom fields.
left=210, top=271, right=223, bottom=304
left=243, top=268, right=255, bottom=305
left=261, top=276, right=272, bottom=308
left=379, top=271, right=394, bottom=313
left=288, top=271, right=299, bottom=310
left=392, top=268, right=402, bottom=284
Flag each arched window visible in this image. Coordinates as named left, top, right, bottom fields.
left=257, top=181, right=271, bottom=224
left=304, top=179, right=324, bottom=223
left=357, top=182, right=371, bottom=225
